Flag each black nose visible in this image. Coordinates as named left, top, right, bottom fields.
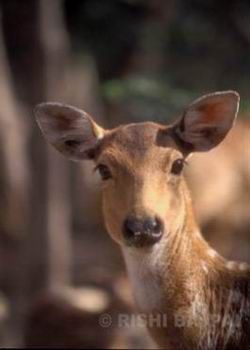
left=123, top=216, right=163, bottom=247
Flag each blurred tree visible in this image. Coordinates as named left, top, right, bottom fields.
left=0, top=12, right=29, bottom=245
left=0, top=1, right=74, bottom=345
left=1, top=0, right=72, bottom=293
left=0, top=11, right=29, bottom=347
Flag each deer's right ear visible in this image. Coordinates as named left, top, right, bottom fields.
left=34, top=103, right=105, bottom=161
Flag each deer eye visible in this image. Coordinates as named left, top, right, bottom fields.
left=96, top=164, right=112, bottom=180
left=171, top=158, right=185, bottom=175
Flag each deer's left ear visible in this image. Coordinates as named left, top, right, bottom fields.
left=173, top=91, right=240, bottom=152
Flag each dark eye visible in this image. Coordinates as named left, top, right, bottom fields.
left=96, top=164, right=112, bottom=180
left=171, top=159, right=185, bottom=175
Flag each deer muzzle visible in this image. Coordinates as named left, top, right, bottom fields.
left=122, top=215, right=163, bottom=248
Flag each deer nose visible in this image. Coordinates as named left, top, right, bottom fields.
left=123, top=216, right=163, bottom=247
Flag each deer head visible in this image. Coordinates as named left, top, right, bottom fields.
left=34, top=91, right=239, bottom=249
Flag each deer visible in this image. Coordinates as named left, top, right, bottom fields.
left=34, top=91, right=250, bottom=350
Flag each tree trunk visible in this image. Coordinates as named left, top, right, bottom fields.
left=1, top=2, right=72, bottom=345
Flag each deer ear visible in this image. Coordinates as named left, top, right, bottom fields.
left=34, top=102, right=105, bottom=161
left=174, top=91, right=240, bottom=152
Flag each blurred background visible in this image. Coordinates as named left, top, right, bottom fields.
left=0, top=0, right=249, bottom=348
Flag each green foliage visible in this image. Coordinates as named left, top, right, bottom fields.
left=103, top=76, right=195, bottom=122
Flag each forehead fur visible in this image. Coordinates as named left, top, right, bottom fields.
left=97, top=122, right=180, bottom=163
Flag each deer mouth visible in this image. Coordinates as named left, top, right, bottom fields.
left=123, top=227, right=163, bottom=248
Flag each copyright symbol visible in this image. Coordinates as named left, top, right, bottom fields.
left=99, top=313, right=112, bottom=328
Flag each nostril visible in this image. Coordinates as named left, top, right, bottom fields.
left=123, top=217, right=143, bottom=239
left=144, top=217, right=163, bottom=236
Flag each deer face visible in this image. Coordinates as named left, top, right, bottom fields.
left=35, top=91, right=239, bottom=248
left=94, top=122, right=189, bottom=247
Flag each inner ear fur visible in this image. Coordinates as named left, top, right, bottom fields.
left=34, top=102, right=105, bottom=161
left=173, top=90, right=240, bottom=152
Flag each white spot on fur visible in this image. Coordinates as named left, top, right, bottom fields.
left=207, top=249, right=218, bottom=259
left=201, top=261, right=208, bottom=274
